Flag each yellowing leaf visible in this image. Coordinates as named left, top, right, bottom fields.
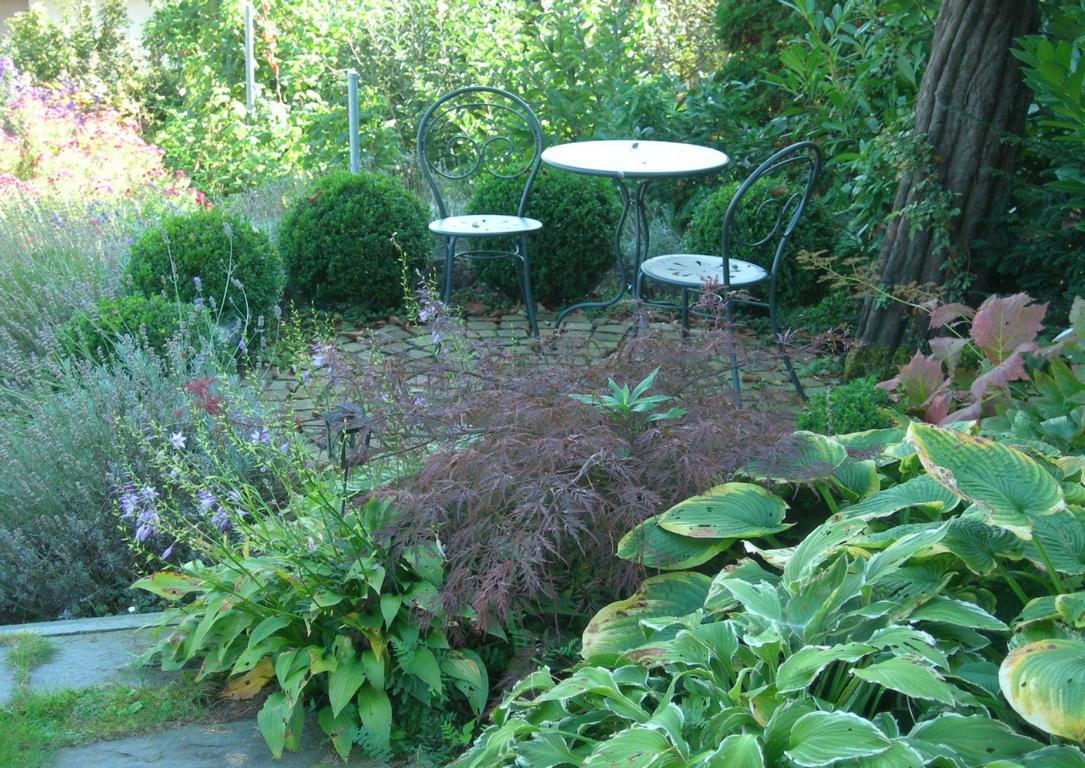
left=222, top=657, right=274, bottom=699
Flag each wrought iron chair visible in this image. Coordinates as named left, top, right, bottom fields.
left=416, top=86, right=544, bottom=336
left=639, top=141, right=822, bottom=402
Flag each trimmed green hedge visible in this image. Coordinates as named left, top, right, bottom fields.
left=126, top=210, right=284, bottom=324
left=56, top=294, right=210, bottom=361
left=279, top=171, right=430, bottom=314
left=467, top=169, right=620, bottom=307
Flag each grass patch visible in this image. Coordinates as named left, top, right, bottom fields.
left=0, top=633, right=56, bottom=690
left=0, top=678, right=212, bottom=768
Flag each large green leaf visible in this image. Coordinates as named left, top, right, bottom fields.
left=842, top=474, right=961, bottom=521
left=317, top=703, right=356, bottom=761
left=583, top=727, right=681, bottom=768
left=775, top=643, right=874, bottom=692
left=943, top=517, right=1025, bottom=574
left=1025, top=510, right=1085, bottom=575
left=441, top=649, right=489, bottom=716
left=1000, top=639, right=1085, bottom=742
left=1015, top=592, right=1085, bottom=630
left=581, top=573, right=712, bottom=665
left=702, top=734, right=765, bottom=768
left=743, top=431, right=848, bottom=482
left=256, top=691, right=303, bottom=759
left=908, top=596, right=1008, bottom=631
left=617, top=514, right=731, bottom=570
left=782, top=518, right=867, bottom=589
left=356, top=684, right=392, bottom=756
left=786, top=711, right=892, bottom=766
left=907, top=423, right=1065, bottom=535
left=852, top=657, right=961, bottom=704
left=833, top=458, right=880, bottom=498
left=863, top=523, right=950, bottom=586
left=834, top=427, right=907, bottom=461
left=658, top=482, right=790, bottom=539
left=908, top=714, right=1043, bottom=765
left=131, top=570, right=200, bottom=600
left=327, top=651, right=366, bottom=717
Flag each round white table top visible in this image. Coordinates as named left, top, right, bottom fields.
left=542, top=139, right=729, bottom=179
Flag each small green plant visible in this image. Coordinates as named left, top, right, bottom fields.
left=569, top=367, right=686, bottom=438
left=795, top=375, right=893, bottom=435
left=126, top=209, right=284, bottom=327
left=0, top=633, right=56, bottom=691
left=55, top=294, right=211, bottom=362
left=278, top=171, right=430, bottom=315
left=468, top=169, right=620, bottom=308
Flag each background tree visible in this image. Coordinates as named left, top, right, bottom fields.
left=856, top=0, right=1040, bottom=359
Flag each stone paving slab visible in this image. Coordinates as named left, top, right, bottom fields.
left=0, top=626, right=173, bottom=707
left=53, top=719, right=383, bottom=768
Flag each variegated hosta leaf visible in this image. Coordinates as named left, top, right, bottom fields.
left=617, top=514, right=731, bottom=570
left=907, top=422, right=1065, bottom=535
left=833, top=458, right=880, bottom=499
left=943, top=517, right=1024, bottom=575
left=1025, top=509, right=1085, bottom=576
left=701, top=733, right=765, bottom=768
left=908, top=714, right=1043, bottom=765
left=775, top=642, right=875, bottom=692
left=1000, top=639, right=1085, bottom=743
left=851, top=657, right=962, bottom=705
left=1014, top=592, right=1085, bottom=630
left=833, top=427, right=906, bottom=463
left=781, top=518, right=867, bottom=589
left=742, top=431, right=848, bottom=483
left=581, top=573, right=712, bottom=665
left=907, top=596, right=1008, bottom=631
left=842, top=474, right=961, bottom=521
left=705, top=560, right=780, bottom=614
left=583, top=726, right=682, bottom=768
left=785, top=711, right=892, bottom=766
left=658, top=482, right=790, bottom=539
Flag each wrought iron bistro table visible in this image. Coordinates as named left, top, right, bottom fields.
left=541, top=139, right=729, bottom=326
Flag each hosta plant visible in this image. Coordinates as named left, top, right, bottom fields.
left=455, top=423, right=1085, bottom=766
left=132, top=427, right=486, bottom=761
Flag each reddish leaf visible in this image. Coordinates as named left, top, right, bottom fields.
left=970, top=293, right=1047, bottom=364
left=897, top=351, right=947, bottom=407
left=942, top=400, right=982, bottom=425
left=970, top=350, right=1031, bottom=400
left=929, top=337, right=968, bottom=375
left=930, top=302, right=976, bottom=330
left=924, top=393, right=951, bottom=425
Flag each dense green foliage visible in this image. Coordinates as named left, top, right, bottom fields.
left=467, top=170, right=620, bottom=307
left=795, top=376, right=892, bottom=435
left=126, top=209, right=284, bottom=325
left=0, top=0, right=143, bottom=116
left=278, top=171, right=429, bottom=313
left=56, top=294, right=209, bottom=362
left=685, top=177, right=836, bottom=308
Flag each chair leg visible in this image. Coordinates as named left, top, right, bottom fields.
left=769, top=296, right=805, bottom=401
left=725, top=292, right=741, bottom=408
left=518, top=238, right=539, bottom=337
left=441, top=237, right=456, bottom=305
left=680, top=288, right=690, bottom=338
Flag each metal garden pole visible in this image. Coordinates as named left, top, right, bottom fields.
left=244, top=3, right=255, bottom=114
left=347, top=70, right=360, bottom=173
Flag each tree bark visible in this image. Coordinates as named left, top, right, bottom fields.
left=857, top=0, right=1039, bottom=353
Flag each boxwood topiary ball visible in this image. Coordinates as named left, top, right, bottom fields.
left=467, top=169, right=620, bottom=308
left=685, top=177, right=836, bottom=309
left=279, top=171, right=431, bottom=314
left=56, top=294, right=212, bottom=362
left=126, top=209, right=284, bottom=324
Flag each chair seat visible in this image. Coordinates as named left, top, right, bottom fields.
left=640, top=253, right=767, bottom=289
left=429, top=214, right=542, bottom=237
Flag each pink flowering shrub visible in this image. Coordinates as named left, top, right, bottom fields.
left=0, top=56, right=206, bottom=207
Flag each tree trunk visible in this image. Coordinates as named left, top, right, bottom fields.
left=856, top=0, right=1039, bottom=354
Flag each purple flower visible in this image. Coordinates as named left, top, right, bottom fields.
left=139, top=485, right=158, bottom=504
left=278, top=442, right=290, bottom=454
left=197, top=489, right=216, bottom=511
left=169, top=431, right=186, bottom=450
left=192, top=276, right=202, bottom=293
left=237, top=337, right=247, bottom=353
left=249, top=427, right=269, bottom=444
left=161, top=542, right=175, bottom=559
left=135, top=509, right=158, bottom=542
left=211, top=506, right=230, bottom=532
left=119, top=490, right=139, bottom=519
